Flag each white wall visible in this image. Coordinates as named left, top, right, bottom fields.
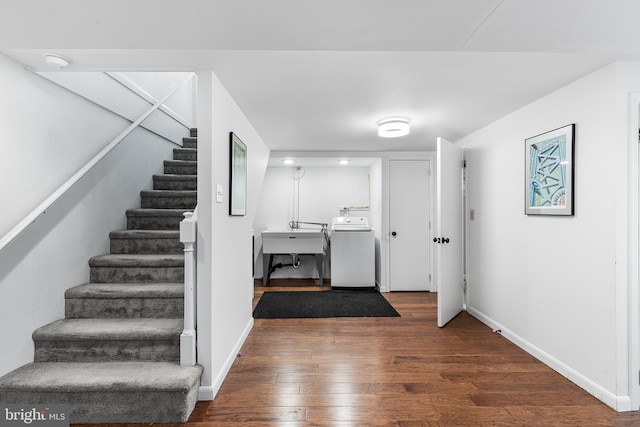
left=37, top=71, right=195, bottom=145
left=195, top=72, right=270, bottom=400
left=458, top=62, right=639, bottom=410
left=118, top=71, right=197, bottom=127
left=253, top=166, right=373, bottom=279
left=0, top=55, right=132, bottom=239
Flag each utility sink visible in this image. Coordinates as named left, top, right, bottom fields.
left=262, top=229, right=326, bottom=254
left=261, top=228, right=327, bottom=286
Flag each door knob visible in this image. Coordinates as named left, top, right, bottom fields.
left=391, top=231, right=397, bottom=237
left=433, top=237, right=441, bottom=243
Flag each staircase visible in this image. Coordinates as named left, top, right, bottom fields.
left=0, top=130, right=202, bottom=424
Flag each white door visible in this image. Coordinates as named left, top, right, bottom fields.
left=389, top=160, right=431, bottom=291
left=436, top=137, right=464, bottom=327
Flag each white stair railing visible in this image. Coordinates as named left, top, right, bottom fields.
left=179, top=206, right=198, bottom=366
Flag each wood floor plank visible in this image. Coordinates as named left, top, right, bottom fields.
left=76, top=281, right=638, bottom=426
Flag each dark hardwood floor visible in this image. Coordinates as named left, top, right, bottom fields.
left=85, top=280, right=640, bottom=426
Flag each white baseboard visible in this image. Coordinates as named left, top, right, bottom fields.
left=467, top=306, right=629, bottom=411
left=197, top=317, right=254, bottom=401
left=377, top=280, right=389, bottom=293
left=197, top=385, right=215, bottom=401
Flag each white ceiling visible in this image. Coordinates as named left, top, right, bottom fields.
left=2, top=0, right=640, bottom=153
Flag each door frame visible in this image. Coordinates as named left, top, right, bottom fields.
left=380, top=152, right=436, bottom=293
left=627, top=93, right=640, bottom=410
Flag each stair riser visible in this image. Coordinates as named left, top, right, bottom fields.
left=66, top=298, right=183, bottom=319
left=153, top=177, right=197, bottom=191
left=127, top=215, right=183, bottom=230
left=189, top=129, right=197, bottom=137
left=164, top=162, right=196, bottom=175
left=140, top=195, right=197, bottom=210
left=34, top=340, right=179, bottom=363
left=182, top=141, right=197, bottom=149
left=173, top=150, right=197, bottom=161
left=90, top=267, right=184, bottom=283
left=110, top=238, right=183, bottom=254
left=0, top=386, right=199, bottom=423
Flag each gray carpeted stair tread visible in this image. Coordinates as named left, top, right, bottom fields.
left=153, top=174, right=197, bottom=180
left=33, top=318, right=182, bottom=341
left=183, top=136, right=197, bottom=148
left=126, top=208, right=191, bottom=217
left=0, top=362, right=202, bottom=392
left=126, top=208, right=190, bottom=230
left=140, top=190, right=197, bottom=197
left=32, top=318, right=182, bottom=362
left=89, top=254, right=184, bottom=267
left=89, top=254, right=184, bottom=283
left=110, top=229, right=180, bottom=239
left=173, top=148, right=197, bottom=161
left=66, top=283, right=183, bottom=299
left=164, top=160, right=197, bottom=175
left=109, top=229, right=181, bottom=240
left=140, top=190, right=197, bottom=209
left=164, top=160, right=197, bottom=168
left=65, top=283, right=184, bottom=319
left=164, top=160, right=197, bottom=166
left=0, top=362, right=202, bottom=423
left=153, top=174, right=197, bottom=191
left=109, top=230, right=183, bottom=255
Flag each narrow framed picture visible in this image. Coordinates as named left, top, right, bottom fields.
left=229, top=132, right=247, bottom=216
left=525, top=124, right=575, bottom=216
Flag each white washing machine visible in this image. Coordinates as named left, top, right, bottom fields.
left=330, top=216, right=375, bottom=288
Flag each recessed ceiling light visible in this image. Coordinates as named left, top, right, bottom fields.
left=338, top=159, right=350, bottom=165
left=378, top=117, right=410, bottom=138
left=283, top=159, right=294, bottom=165
left=43, top=53, right=71, bottom=69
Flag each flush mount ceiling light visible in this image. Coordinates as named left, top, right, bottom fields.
left=282, top=158, right=294, bottom=165
left=43, top=53, right=71, bottom=69
left=338, top=159, right=350, bottom=165
left=377, top=117, right=410, bottom=138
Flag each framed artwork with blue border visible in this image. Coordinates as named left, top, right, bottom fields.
left=525, top=124, right=575, bottom=216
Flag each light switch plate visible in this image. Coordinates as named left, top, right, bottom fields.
left=216, top=184, right=223, bottom=203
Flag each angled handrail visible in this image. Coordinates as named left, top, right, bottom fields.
left=0, top=73, right=194, bottom=255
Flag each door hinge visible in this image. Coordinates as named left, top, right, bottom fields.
left=462, top=160, right=467, bottom=168
left=429, top=273, right=432, bottom=282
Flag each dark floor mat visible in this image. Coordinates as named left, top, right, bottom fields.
left=253, top=290, right=401, bottom=319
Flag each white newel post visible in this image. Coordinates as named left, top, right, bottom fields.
left=180, top=210, right=197, bottom=366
